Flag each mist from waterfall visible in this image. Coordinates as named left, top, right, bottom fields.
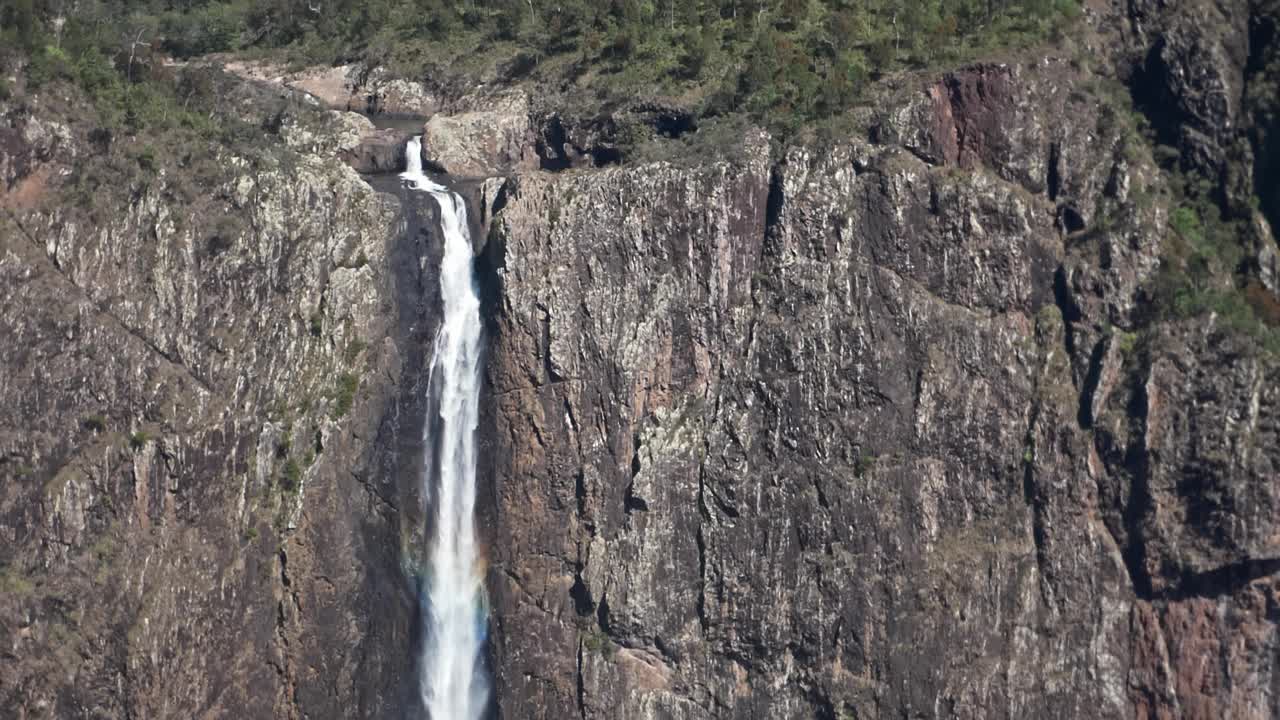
left=402, top=136, right=489, bottom=720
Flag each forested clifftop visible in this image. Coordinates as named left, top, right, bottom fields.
left=2, top=0, right=1279, bottom=718
left=3, top=1, right=1080, bottom=133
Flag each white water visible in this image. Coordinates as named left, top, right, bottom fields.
left=402, top=136, right=489, bottom=720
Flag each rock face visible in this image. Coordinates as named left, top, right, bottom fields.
left=222, top=60, right=440, bottom=117
left=339, top=127, right=409, bottom=174
left=0, top=86, right=444, bottom=717
left=475, top=6, right=1280, bottom=720
left=2, top=2, right=1278, bottom=719
left=421, top=91, right=538, bottom=176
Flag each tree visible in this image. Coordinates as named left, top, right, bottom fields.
left=12, top=0, right=37, bottom=50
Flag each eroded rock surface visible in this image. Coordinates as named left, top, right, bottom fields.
left=222, top=60, right=440, bottom=117
left=0, top=88, right=435, bottom=718
left=476, top=5, right=1280, bottom=719
left=421, top=91, right=538, bottom=177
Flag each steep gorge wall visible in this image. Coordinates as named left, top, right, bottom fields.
left=478, top=4, right=1280, bottom=718
left=0, top=94, right=442, bottom=716
left=0, top=0, right=1277, bottom=718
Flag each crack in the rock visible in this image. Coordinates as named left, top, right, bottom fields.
left=1157, top=557, right=1280, bottom=601
left=6, top=208, right=217, bottom=395
left=488, top=377, right=585, bottom=398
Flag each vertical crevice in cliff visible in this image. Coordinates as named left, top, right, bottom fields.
left=573, top=466, right=588, bottom=519
left=596, top=593, right=613, bottom=636
left=1047, top=142, right=1062, bottom=202
left=574, top=639, right=588, bottom=720
left=1022, top=302, right=1072, bottom=608
left=695, top=522, right=710, bottom=633
left=1020, top=422, right=1052, bottom=607
left=1052, top=266, right=1083, bottom=359
left=273, top=545, right=301, bottom=720
left=540, top=309, right=561, bottom=383
left=764, top=163, right=786, bottom=240
left=1119, top=377, right=1156, bottom=599
left=474, top=202, right=507, bottom=348
left=694, top=432, right=712, bottom=635
left=1246, top=7, right=1280, bottom=237
left=569, top=565, right=594, bottom=616
left=1076, top=339, right=1108, bottom=429
left=1128, top=39, right=1184, bottom=154
left=1018, top=445, right=1049, bottom=602
left=623, top=437, right=648, bottom=515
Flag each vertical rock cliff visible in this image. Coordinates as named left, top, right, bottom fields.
left=477, top=3, right=1279, bottom=718
left=0, top=85, right=444, bottom=716
left=0, top=1, right=1277, bottom=718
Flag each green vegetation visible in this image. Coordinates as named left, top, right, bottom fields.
left=1, top=0, right=270, bottom=228
left=1084, top=46, right=1280, bottom=357
left=582, top=627, right=615, bottom=658
left=0, top=564, right=35, bottom=595
left=128, top=431, right=151, bottom=450
left=1114, top=329, right=1139, bottom=357
left=854, top=451, right=876, bottom=477
left=276, top=432, right=292, bottom=459
left=1247, top=1, right=1280, bottom=233
left=338, top=250, right=370, bottom=269
left=331, top=372, right=359, bottom=418
left=4, top=15, right=223, bottom=135
left=1141, top=170, right=1280, bottom=354
left=82, top=415, right=106, bottom=432
left=3, top=1, right=1080, bottom=136
left=289, top=0, right=1077, bottom=131
left=281, top=458, right=302, bottom=492
left=344, top=337, right=369, bottom=363
left=88, top=534, right=117, bottom=570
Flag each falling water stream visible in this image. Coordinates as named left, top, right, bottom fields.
left=402, top=136, right=489, bottom=720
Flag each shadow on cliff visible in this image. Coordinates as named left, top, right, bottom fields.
left=360, top=173, right=446, bottom=717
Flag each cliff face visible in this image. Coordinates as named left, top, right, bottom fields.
left=479, top=4, right=1280, bottom=719
left=1, top=1, right=1278, bottom=719
left=0, top=87, right=445, bottom=717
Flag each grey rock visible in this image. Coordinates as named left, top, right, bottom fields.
left=422, top=91, right=538, bottom=176
left=339, top=128, right=409, bottom=174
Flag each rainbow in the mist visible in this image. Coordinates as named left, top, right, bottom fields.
left=402, top=136, right=490, bottom=720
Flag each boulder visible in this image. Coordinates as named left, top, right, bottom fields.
left=362, top=75, right=440, bottom=117
left=339, top=128, right=409, bottom=174
left=421, top=92, right=537, bottom=176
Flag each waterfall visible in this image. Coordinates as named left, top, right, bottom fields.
left=402, top=136, right=489, bottom=720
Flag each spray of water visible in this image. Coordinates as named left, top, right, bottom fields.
left=402, top=136, right=489, bottom=720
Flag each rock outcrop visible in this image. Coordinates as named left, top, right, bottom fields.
left=222, top=60, right=440, bottom=117
left=339, top=126, right=410, bottom=174
left=421, top=91, right=538, bottom=176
